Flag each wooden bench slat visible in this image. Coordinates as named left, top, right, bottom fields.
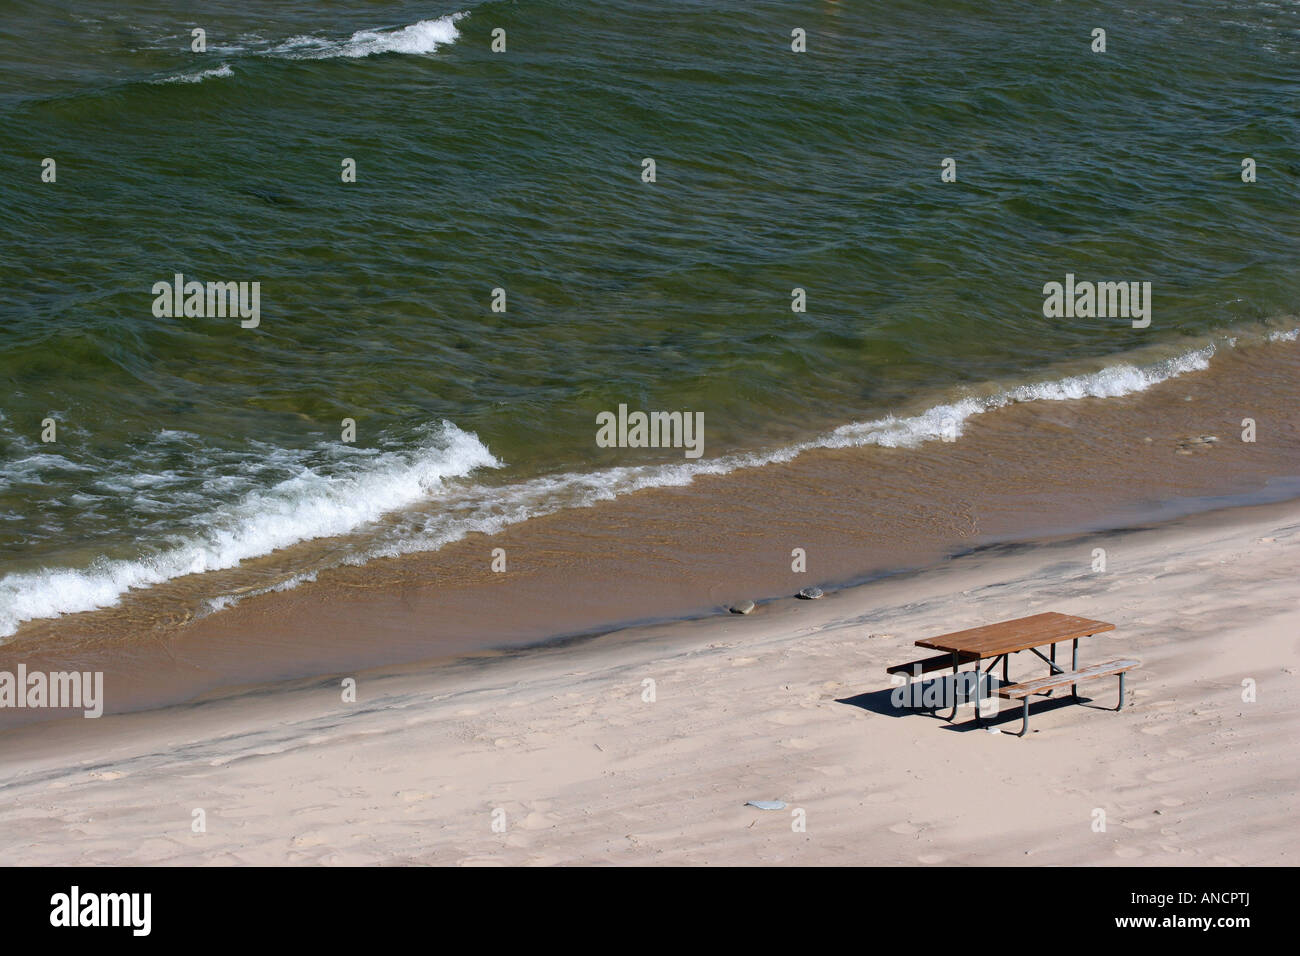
left=997, top=659, right=1140, bottom=699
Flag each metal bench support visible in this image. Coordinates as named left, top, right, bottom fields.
left=1010, top=669, right=1128, bottom=737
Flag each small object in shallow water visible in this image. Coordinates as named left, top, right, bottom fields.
left=1175, top=434, right=1218, bottom=454
left=746, top=800, right=786, bottom=811
left=730, top=600, right=756, bottom=615
left=797, top=586, right=823, bottom=600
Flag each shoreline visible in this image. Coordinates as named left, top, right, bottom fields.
left=1, top=492, right=1296, bottom=864
left=2, top=333, right=1299, bottom=725
left=7, top=0, right=1298, bottom=874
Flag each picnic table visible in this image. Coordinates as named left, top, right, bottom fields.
left=887, top=611, right=1138, bottom=736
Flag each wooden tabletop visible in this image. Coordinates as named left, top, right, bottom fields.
left=915, top=612, right=1114, bottom=659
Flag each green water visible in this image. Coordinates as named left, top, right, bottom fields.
left=1, top=0, right=1298, bottom=634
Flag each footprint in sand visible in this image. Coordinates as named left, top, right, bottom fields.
left=815, top=765, right=849, bottom=778
left=1114, top=845, right=1143, bottom=858
left=767, top=711, right=810, bottom=726
left=396, top=791, right=433, bottom=803
left=521, top=810, right=559, bottom=830
left=889, top=821, right=920, bottom=835
left=917, top=853, right=945, bottom=864
left=1159, top=796, right=1185, bottom=807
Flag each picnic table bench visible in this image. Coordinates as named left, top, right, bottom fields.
left=886, top=611, right=1139, bottom=735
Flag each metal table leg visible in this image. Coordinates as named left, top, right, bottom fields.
left=977, top=655, right=1005, bottom=723
left=944, top=651, right=960, bottom=722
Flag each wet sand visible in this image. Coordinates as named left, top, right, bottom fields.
left=1, top=334, right=1298, bottom=724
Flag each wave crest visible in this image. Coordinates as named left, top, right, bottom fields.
left=0, top=421, right=498, bottom=637
left=269, top=13, right=466, bottom=60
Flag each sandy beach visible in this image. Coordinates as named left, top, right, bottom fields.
left=6, top=0, right=1300, bottom=900
left=1, top=495, right=1295, bottom=866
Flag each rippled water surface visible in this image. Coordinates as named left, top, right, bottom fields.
left=2, top=0, right=1298, bottom=635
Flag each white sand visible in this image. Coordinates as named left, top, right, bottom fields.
left=1, top=500, right=1296, bottom=866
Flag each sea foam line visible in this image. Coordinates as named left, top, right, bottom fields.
left=0, top=422, right=497, bottom=637
left=356, top=344, right=1221, bottom=570
left=267, top=13, right=467, bottom=59
left=0, top=342, right=1232, bottom=638
left=155, top=64, right=234, bottom=84
left=151, top=13, right=467, bottom=84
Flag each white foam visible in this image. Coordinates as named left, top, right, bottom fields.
left=269, top=14, right=466, bottom=60
left=1267, top=328, right=1299, bottom=342
left=0, top=422, right=498, bottom=637
left=0, top=452, right=95, bottom=492
left=824, top=346, right=1213, bottom=449
left=157, top=63, right=234, bottom=84
left=199, top=570, right=319, bottom=618
left=152, top=13, right=466, bottom=84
